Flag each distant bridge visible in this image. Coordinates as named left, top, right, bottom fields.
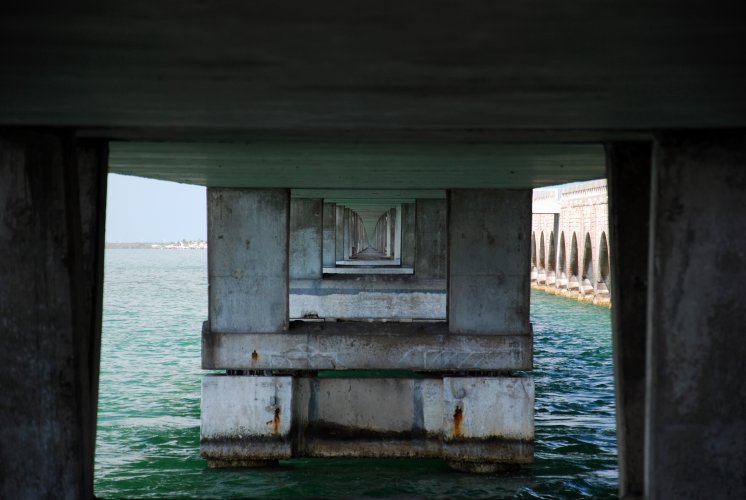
left=532, top=180, right=610, bottom=306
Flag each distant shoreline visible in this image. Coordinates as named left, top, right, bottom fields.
left=106, top=240, right=207, bottom=250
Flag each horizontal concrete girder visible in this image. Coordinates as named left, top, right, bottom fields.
left=322, top=267, right=413, bottom=274
left=3, top=2, right=745, bottom=136
left=201, top=375, right=534, bottom=465
left=109, top=141, right=605, bottom=189
left=289, top=277, right=445, bottom=319
left=202, top=321, right=532, bottom=371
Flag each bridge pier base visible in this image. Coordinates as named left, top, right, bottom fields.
left=201, top=375, right=534, bottom=467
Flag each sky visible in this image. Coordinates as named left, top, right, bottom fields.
left=105, top=174, right=206, bottom=242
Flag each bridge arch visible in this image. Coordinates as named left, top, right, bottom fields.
left=582, top=232, right=594, bottom=293
left=569, top=232, right=579, bottom=290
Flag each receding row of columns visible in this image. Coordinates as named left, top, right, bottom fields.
left=209, top=189, right=529, bottom=333
left=292, top=199, right=435, bottom=277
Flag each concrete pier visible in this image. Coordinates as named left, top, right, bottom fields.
left=208, top=189, right=289, bottom=333
left=644, top=132, right=746, bottom=498
left=201, top=188, right=534, bottom=469
left=606, top=142, right=652, bottom=498
left=322, top=202, right=336, bottom=268
left=449, top=190, right=531, bottom=335
left=290, top=198, right=322, bottom=280
left=1, top=131, right=107, bottom=498
left=415, top=199, right=447, bottom=280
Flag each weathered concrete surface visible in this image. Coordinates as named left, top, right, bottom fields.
left=202, top=321, right=532, bottom=371
left=201, top=376, right=293, bottom=463
left=4, top=3, right=746, bottom=138
left=646, top=131, right=746, bottom=499
left=208, top=188, right=289, bottom=333
left=322, top=202, right=336, bottom=267
left=0, top=131, right=107, bottom=499
left=415, top=199, right=447, bottom=279
left=449, top=190, right=531, bottom=335
left=606, top=142, right=651, bottom=499
left=201, top=375, right=533, bottom=465
left=290, top=278, right=443, bottom=319
left=290, top=198, right=322, bottom=279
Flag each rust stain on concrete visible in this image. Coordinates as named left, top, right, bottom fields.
left=453, top=405, right=463, bottom=438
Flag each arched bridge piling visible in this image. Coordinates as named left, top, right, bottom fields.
left=531, top=180, right=611, bottom=306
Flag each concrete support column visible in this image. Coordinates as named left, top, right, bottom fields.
left=382, top=210, right=390, bottom=257
left=290, top=198, right=322, bottom=279
left=394, top=206, right=402, bottom=260
left=335, top=205, right=344, bottom=263
left=415, top=199, right=447, bottom=279
left=343, top=208, right=351, bottom=260
left=645, top=131, right=746, bottom=499
left=606, top=141, right=652, bottom=499
left=0, top=130, right=107, bottom=499
left=351, top=211, right=358, bottom=256
left=208, top=188, right=289, bottom=333
left=322, top=202, right=336, bottom=268
left=401, top=203, right=416, bottom=268
left=448, top=190, right=531, bottom=334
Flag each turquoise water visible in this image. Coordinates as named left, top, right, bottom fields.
left=95, top=249, right=617, bottom=499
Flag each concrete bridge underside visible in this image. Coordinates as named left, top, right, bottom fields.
left=2, top=2, right=746, bottom=498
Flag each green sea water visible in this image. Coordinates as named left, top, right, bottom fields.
left=95, top=249, right=617, bottom=499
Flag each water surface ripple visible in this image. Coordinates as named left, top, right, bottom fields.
left=95, top=250, right=617, bottom=499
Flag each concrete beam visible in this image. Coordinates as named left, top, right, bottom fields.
left=208, top=188, right=289, bottom=333
left=289, top=198, right=322, bottom=279
left=448, top=190, right=531, bottom=335
left=606, top=141, right=652, bottom=499
left=290, top=278, right=444, bottom=319
left=0, top=130, right=107, bottom=499
left=202, top=322, right=532, bottom=371
left=645, top=131, right=746, bottom=499
left=201, top=375, right=533, bottom=465
left=321, top=267, right=413, bottom=275
left=334, top=259, right=401, bottom=267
